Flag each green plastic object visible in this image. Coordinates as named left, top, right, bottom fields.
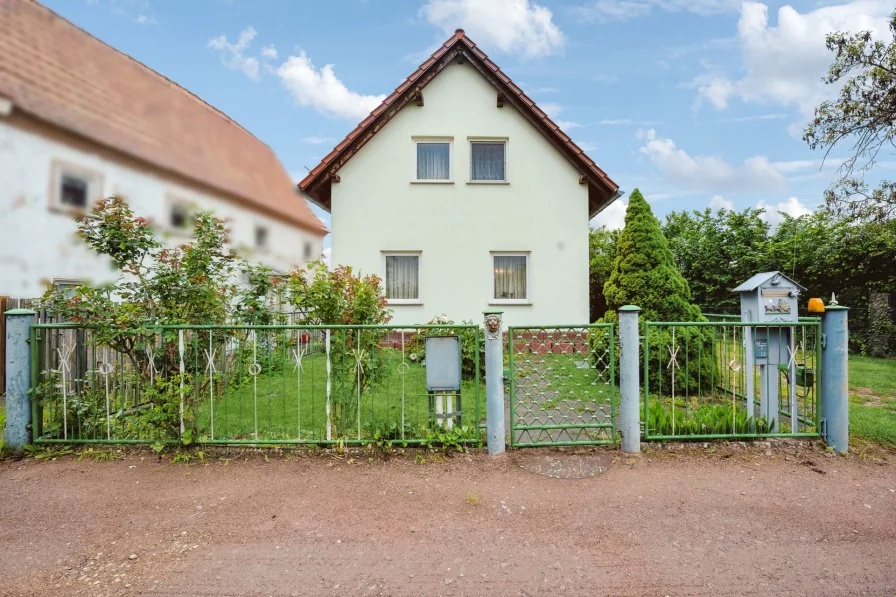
left=778, top=363, right=815, bottom=388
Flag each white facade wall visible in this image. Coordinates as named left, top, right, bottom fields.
left=0, top=118, right=324, bottom=299
left=331, top=62, right=589, bottom=327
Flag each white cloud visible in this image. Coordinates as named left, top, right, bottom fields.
left=718, top=112, right=788, bottom=123
left=593, top=74, right=619, bottom=84
left=421, top=0, right=565, bottom=59
left=709, top=195, right=735, bottom=210
left=576, top=141, right=598, bottom=151
left=276, top=51, right=386, bottom=121
left=134, top=13, right=156, bottom=25
left=208, top=27, right=261, bottom=81
left=554, top=119, right=582, bottom=130
left=591, top=198, right=628, bottom=229
left=639, top=129, right=787, bottom=192
left=575, top=0, right=739, bottom=22
left=321, top=247, right=332, bottom=267
left=693, top=1, right=892, bottom=117
left=527, top=86, right=559, bottom=94
left=260, top=45, right=279, bottom=60
left=302, top=136, right=338, bottom=145
left=758, top=196, right=811, bottom=227
left=597, top=119, right=632, bottom=126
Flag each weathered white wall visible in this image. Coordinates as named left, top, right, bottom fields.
left=331, top=62, right=589, bottom=326
left=0, top=118, right=324, bottom=299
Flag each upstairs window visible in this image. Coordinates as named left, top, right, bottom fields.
left=471, top=141, right=506, bottom=182
left=414, top=140, right=451, bottom=181
left=384, top=253, right=421, bottom=303
left=170, top=202, right=190, bottom=230
left=492, top=253, right=528, bottom=303
left=50, top=160, right=102, bottom=214
left=303, top=241, right=314, bottom=260
left=255, top=226, right=269, bottom=250
left=60, top=175, right=89, bottom=209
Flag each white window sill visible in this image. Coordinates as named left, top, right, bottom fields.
left=490, top=300, right=531, bottom=306
left=387, top=299, right=423, bottom=306
left=467, top=181, right=509, bottom=185
left=410, top=180, right=454, bottom=184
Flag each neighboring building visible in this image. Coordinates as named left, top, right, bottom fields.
left=300, top=29, right=620, bottom=326
left=0, top=0, right=327, bottom=300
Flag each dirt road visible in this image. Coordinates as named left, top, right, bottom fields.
left=1, top=446, right=895, bottom=596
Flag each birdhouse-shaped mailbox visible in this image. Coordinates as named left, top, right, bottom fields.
left=733, top=271, right=804, bottom=325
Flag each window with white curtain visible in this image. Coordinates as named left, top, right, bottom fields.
left=415, top=140, right=451, bottom=181
left=471, top=141, right=506, bottom=181
left=492, top=253, right=528, bottom=302
left=384, top=253, right=421, bottom=302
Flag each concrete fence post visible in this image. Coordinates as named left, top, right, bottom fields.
left=483, top=309, right=505, bottom=455
left=618, top=306, right=641, bottom=454
left=5, top=309, right=36, bottom=450
left=821, top=305, right=849, bottom=453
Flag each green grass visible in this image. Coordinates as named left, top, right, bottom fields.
left=197, top=348, right=485, bottom=442
left=848, top=355, right=896, bottom=447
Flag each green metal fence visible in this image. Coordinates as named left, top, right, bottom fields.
left=29, top=323, right=483, bottom=446
left=643, top=320, right=822, bottom=440
left=507, top=324, right=616, bottom=447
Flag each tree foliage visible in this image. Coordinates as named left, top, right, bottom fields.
left=594, top=190, right=711, bottom=391
left=601, top=189, right=704, bottom=323
left=804, top=13, right=896, bottom=222
left=588, top=227, right=619, bottom=322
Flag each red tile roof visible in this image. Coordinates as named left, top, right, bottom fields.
left=0, top=0, right=327, bottom=234
left=299, top=29, right=619, bottom=216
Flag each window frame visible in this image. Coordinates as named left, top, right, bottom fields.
left=48, top=159, right=103, bottom=215
left=382, top=251, right=423, bottom=305
left=411, top=137, right=453, bottom=184
left=468, top=138, right=508, bottom=184
left=490, top=251, right=531, bottom=305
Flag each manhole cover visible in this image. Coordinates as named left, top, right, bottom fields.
left=514, top=450, right=614, bottom=479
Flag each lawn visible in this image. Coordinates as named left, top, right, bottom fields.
left=849, top=355, right=896, bottom=447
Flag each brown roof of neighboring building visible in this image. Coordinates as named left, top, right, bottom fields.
left=0, top=0, right=327, bottom=235
left=299, top=28, right=620, bottom=217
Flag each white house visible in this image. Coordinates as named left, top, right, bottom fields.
left=300, top=29, right=620, bottom=326
left=0, top=1, right=327, bottom=300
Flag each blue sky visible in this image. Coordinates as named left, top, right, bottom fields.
left=45, top=0, right=895, bottom=237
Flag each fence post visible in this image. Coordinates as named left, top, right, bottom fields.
left=483, top=309, right=505, bottom=455
left=821, top=305, right=849, bottom=453
left=4, top=309, right=36, bottom=450
left=618, top=306, right=641, bottom=453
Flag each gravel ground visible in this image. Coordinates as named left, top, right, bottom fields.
left=1, top=445, right=895, bottom=597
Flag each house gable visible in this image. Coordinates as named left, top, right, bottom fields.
left=299, top=29, right=619, bottom=217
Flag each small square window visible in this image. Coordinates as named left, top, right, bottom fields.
left=170, top=203, right=190, bottom=229
left=60, top=175, right=89, bottom=209
left=471, top=142, right=506, bottom=181
left=255, top=226, right=269, bottom=250
left=415, top=141, right=451, bottom=181
left=492, top=253, right=528, bottom=302
left=384, top=253, right=421, bottom=303
left=303, top=241, right=314, bottom=260
left=51, top=160, right=102, bottom=214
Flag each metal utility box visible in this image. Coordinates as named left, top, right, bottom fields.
left=425, top=335, right=463, bottom=429
left=424, top=336, right=461, bottom=392
left=733, top=271, right=804, bottom=324
left=732, top=271, right=806, bottom=432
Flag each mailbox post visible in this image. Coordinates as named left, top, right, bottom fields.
left=733, top=272, right=805, bottom=432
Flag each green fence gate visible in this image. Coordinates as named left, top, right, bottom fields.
left=642, top=319, right=822, bottom=440
left=507, top=324, right=616, bottom=447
